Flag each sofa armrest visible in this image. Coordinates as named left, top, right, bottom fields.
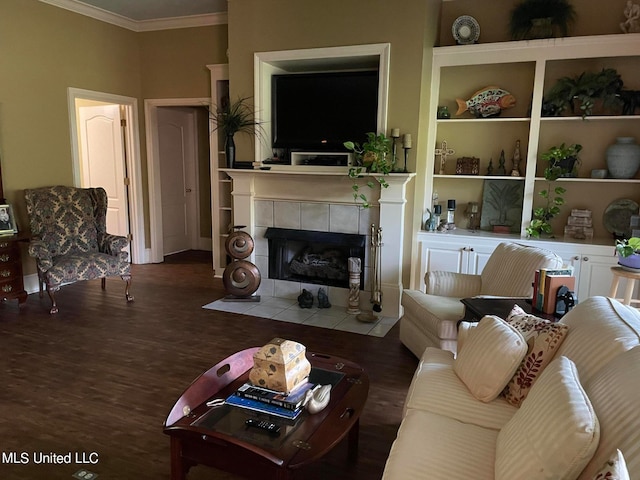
left=27, top=238, right=53, bottom=271
left=425, top=271, right=482, bottom=297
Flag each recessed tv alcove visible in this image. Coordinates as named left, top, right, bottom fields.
left=254, top=43, right=390, bottom=166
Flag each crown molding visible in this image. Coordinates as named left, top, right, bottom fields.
left=39, top=0, right=227, bottom=32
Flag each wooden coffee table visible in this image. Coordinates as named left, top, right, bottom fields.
left=164, top=348, right=369, bottom=480
left=460, top=297, right=558, bottom=322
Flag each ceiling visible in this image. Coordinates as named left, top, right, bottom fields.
left=73, top=0, right=227, bottom=21
left=41, top=0, right=228, bottom=31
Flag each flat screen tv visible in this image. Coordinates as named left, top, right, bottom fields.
left=271, top=70, right=379, bottom=151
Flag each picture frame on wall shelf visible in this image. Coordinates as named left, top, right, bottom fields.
left=0, top=204, right=18, bottom=235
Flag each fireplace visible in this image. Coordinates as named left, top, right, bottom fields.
left=264, top=228, right=366, bottom=289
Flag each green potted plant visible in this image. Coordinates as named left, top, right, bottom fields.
left=615, top=237, right=640, bottom=270
left=540, top=142, right=582, bottom=178
left=344, top=133, right=393, bottom=208
left=525, top=143, right=581, bottom=238
left=210, top=96, right=264, bottom=168
left=542, top=68, right=624, bottom=118
left=509, top=0, right=577, bottom=40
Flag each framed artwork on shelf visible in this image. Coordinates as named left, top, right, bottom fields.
left=479, top=180, right=524, bottom=234
left=0, top=204, right=18, bottom=235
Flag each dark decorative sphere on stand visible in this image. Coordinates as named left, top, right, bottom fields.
left=223, top=260, right=261, bottom=297
left=222, top=227, right=261, bottom=300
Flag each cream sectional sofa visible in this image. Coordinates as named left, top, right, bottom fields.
left=383, top=296, right=640, bottom=480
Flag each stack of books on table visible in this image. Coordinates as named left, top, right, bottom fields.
left=225, top=381, right=315, bottom=420
left=533, top=267, right=575, bottom=315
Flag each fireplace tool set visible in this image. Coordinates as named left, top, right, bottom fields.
left=357, top=224, right=383, bottom=323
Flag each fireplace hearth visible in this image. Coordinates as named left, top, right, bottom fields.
left=265, top=228, right=366, bottom=289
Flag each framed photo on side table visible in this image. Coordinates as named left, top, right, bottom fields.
left=0, top=204, right=18, bottom=235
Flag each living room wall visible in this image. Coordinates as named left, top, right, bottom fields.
left=227, top=0, right=441, bottom=286
left=0, top=0, right=227, bottom=275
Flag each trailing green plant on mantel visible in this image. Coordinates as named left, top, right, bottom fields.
left=344, top=133, right=393, bottom=208
left=526, top=143, right=582, bottom=238
left=509, top=0, right=577, bottom=40
left=542, top=68, right=624, bottom=118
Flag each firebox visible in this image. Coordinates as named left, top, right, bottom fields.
left=264, top=228, right=366, bottom=289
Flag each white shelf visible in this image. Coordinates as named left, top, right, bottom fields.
left=437, top=117, right=531, bottom=124
left=435, top=174, right=525, bottom=180
left=540, top=115, right=640, bottom=122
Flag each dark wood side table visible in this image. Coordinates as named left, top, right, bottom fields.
left=460, top=297, right=558, bottom=323
left=164, top=348, right=369, bottom=480
left=0, top=234, right=28, bottom=305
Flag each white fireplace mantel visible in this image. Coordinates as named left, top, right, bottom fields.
left=223, top=169, right=415, bottom=319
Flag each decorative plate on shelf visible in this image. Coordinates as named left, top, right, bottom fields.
left=452, top=15, right=480, bottom=45
left=603, top=198, right=639, bottom=237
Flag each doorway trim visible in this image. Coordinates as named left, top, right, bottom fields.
left=67, top=87, right=145, bottom=265
left=145, top=97, right=211, bottom=263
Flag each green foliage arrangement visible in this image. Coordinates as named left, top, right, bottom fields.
left=509, top=0, right=577, bottom=40
left=344, top=133, right=393, bottom=208
left=542, top=68, right=624, bottom=118
left=209, top=96, right=264, bottom=138
left=616, top=237, right=640, bottom=258
left=526, top=143, right=582, bottom=238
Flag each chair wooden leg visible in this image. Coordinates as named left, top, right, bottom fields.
left=46, top=284, right=60, bottom=314
left=122, top=275, right=134, bottom=302
left=101, top=277, right=106, bottom=290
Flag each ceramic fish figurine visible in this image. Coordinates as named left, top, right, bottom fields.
left=456, top=86, right=516, bottom=118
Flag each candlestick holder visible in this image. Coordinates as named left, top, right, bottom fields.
left=402, top=146, right=410, bottom=173
left=391, top=129, right=400, bottom=171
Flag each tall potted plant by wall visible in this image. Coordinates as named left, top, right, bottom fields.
left=509, top=0, right=577, bottom=40
left=344, top=132, right=393, bottom=208
left=210, top=96, right=263, bottom=168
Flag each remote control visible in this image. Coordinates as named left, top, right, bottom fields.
left=245, top=418, right=281, bottom=436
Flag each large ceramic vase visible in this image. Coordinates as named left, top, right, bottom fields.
left=225, top=133, right=236, bottom=169
left=606, top=137, right=640, bottom=179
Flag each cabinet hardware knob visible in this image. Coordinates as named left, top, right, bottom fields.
left=0, top=254, right=9, bottom=262
left=573, top=256, right=580, bottom=261
left=2, top=284, right=12, bottom=293
left=0, top=270, right=10, bottom=278
left=0, top=242, right=8, bottom=248
left=470, top=248, right=474, bottom=252
left=583, top=256, right=589, bottom=261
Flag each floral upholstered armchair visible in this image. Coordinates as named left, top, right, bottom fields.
left=24, top=185, right=133, bottom=314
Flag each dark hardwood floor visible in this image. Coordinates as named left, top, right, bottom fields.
left=0, top=251, right=418, bottom=480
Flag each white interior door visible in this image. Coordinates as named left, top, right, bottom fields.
left=157, top=107, right=198, bottom=256
left=78, top=104, right=130, bottom=241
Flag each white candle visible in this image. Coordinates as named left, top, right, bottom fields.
left=403, top=134, right=412, bottom=148
left=391, top=128, right=400, bottom=138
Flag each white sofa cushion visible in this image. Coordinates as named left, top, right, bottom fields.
left=496, top=356, right=599, bottom=480
left=404, top=347, right=518, bottom=430
left=592, top=450, right=630, bottom=480
left=382, top=409, right=497, bottom=480
left=502, top=305, right=569, bottom=406
left=578, top=345, right=640, bottom=480
left=557, top=296, right=640, bottom=384
left=454, top=315, right=527, bottom=402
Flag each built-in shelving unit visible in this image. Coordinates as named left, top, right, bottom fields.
left=411, top=34, right=640, bottom=299
left=207, top=64, right=231, bottom=276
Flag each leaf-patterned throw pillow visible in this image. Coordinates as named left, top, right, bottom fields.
left=592, top=449, right=630, bottom=480
left=502, top=304, right=569, bottom=407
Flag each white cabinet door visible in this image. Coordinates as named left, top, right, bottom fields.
left=577, top=254, right=618, bottom=301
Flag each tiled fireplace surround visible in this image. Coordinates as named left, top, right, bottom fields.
left=224, top=170, right=414, bottom=319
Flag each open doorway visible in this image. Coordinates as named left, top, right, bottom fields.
left=68, top=87, right=145, bottom=264
left=145, top=98, right=212, bottom=263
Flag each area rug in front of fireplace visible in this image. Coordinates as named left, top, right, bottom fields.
left=202, top=296, right=398, bottom=337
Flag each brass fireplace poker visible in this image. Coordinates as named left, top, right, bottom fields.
left=357, top=224, right=383, bottom=322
